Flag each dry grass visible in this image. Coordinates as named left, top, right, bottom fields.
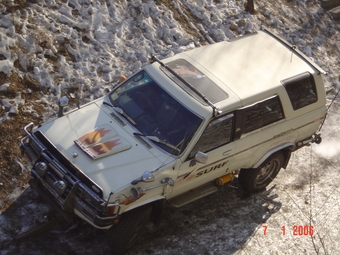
left=0, top=72, right=45, bottom=212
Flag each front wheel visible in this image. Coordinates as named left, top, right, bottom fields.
left=107, top=205, right=152, bottom=255
left=238, top=152, right=284, bottom=193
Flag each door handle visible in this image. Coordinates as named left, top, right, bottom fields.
left=223, top=150, right=231, bottom=156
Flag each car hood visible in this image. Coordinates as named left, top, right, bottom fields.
left=35, top=99, right=168, bottom=195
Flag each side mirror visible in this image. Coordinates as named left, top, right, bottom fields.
left=58, top=96, right=69, bottom=117
left=141, top=171, right=155, bottom=182
left=59, top=96, right=69, bottom=106
left=190, top=151, right=208, bottom=167
left=131, top=171, right=155, bottom=185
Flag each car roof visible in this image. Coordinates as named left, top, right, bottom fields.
left=165, top=30, right=322, bottom=110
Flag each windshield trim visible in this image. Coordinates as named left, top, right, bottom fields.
left=108, top=70, right=204, bottom=156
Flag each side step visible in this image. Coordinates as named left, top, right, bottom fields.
left=168, top=182, right=218, bottom=208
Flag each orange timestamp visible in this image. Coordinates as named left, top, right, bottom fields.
left=262, top=225, right=314, bottom=236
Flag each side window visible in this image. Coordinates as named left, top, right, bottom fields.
left=243, top=96, right=284, bottom=134
left=189, top=114, right=233, bottom=158
left=282, top=72, right=317, bottom=110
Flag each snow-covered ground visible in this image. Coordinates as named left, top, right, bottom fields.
left=1, top=0, right=340, bottom=254
left=1, top=0, right=339, bottom=118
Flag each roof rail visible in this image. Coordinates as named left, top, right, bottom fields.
left=261, top=28, right=327, bottom=75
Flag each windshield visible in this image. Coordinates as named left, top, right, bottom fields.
left=109, top=71, right=203, bottom=155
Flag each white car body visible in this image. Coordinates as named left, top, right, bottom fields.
left=21, top=29, right=327, bottom=232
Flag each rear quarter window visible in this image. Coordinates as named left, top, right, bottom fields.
left=242, top=96, right=284, bottom=134
left=282, top=72, right=317, bottom=110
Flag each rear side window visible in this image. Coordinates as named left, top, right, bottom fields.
left=242, top=96, right=284, bottom=134
left=282, top=72, right=317, bottom=110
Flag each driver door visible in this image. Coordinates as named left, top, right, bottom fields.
left=170, top=113, right=235, bottom=198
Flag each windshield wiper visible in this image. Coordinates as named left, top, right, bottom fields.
left=103, top=101, right=113, bottom=107
left=113, top=107, right=136, bottom=125
left=133, top=133, right=180, bottom=152
left=103, top=99, right=136, bottom=125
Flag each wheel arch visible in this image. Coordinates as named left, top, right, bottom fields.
left=253, top=142, right=294, bottom=169
left=123, top=197, right=165, bottom=226
left=124, top=195, right=164, bottom=212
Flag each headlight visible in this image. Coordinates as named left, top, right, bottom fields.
left=35, top=162, right=48, bottom=176
left=54, top=180, right=67, bottom=195
left=130, top=187, right=143, bottom=200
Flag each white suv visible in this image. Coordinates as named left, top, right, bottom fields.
left=20, top=29, right=327, bottom=254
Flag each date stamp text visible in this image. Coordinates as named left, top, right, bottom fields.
left=262, top=225, right=314, bottom=236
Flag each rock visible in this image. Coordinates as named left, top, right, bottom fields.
left=1, top=98, right=25, bottom=115
left=34, top=66, right=40, bottom=75
left=0, top=60, right=13, bottom=76
left=0, top=83, right=9, bottom=91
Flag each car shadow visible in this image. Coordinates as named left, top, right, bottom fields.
left=0, top=180, right=281, bottom=255
left=129, top=179, right=282, bottom=255
left=0, top=187, right=108, bottom=254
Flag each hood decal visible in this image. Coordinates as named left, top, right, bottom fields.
left=74, top=124, right=132, bottom=160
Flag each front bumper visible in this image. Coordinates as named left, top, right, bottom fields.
left=20, top=123, right=120, bottom=228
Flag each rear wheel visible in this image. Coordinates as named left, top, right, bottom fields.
left=238, top=152, right=284, bottom=193
left=107, top=205, right=152, bottom=255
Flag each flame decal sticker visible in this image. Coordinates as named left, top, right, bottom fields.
left=74, top=125, right=131, bottom=160
left=77, top=128, right=112, bottom=147
left=87, top=139, right=121, bottom=156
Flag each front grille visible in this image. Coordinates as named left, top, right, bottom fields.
left=34, top=130, right=104, bottom=199
left=30, top=135, right=43, bottom=154
left=23, top=123, right=120, bottom=227
left=28, top=130, right=110, bottom=217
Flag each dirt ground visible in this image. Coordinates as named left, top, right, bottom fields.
left=0, top=72, right=45, bottom=213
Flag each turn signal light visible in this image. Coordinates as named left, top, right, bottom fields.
left=108, top=205, right=116, bottom=215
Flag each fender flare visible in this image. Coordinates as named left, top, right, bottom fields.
left=123, top=196, right=165, bottom=226
left=124, top=195, right=165, bottom=212
left=253, top=142, right=294, bottom=169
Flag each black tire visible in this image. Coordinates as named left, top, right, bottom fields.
left=238, top=152, right=284, bottom=193
left=107, top=205, right=152, bottom=255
